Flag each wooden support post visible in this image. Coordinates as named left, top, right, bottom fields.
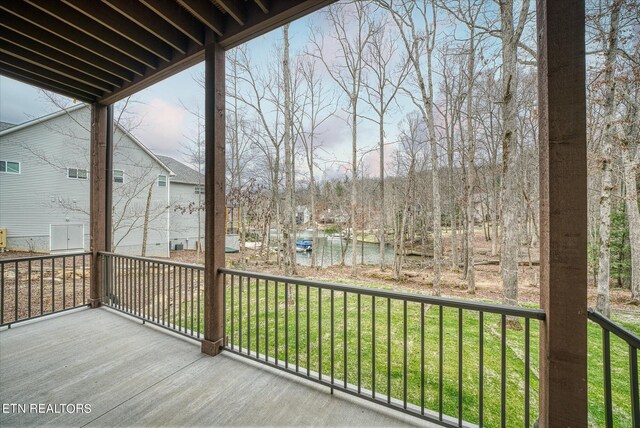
left=537, top=0, right=588, bottom=426
left=202, top=40, right=226, bottom=356
left=89, top=103, right=113, bottom=308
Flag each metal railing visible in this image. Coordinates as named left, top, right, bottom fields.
left=0, top=252, right=91, bottom=327
left=12, top=252, right=637, bottom=427
left=101, top=252, right=204, bottom=340
left=587, top=309, right=640, bottom=428
left=220, top=268, right=545, bottom=428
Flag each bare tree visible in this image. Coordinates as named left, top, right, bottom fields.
left=230, top=44, right=286, bottom=266
left=280, top=24, right=297, bottom=275
left=435, top=45, right=465, bottom=272
left=439, top=0, right=488, bottom=293
left=613, top=9, right=640, bottom=302
left=297, top=56, right=335, bottom=268
left=394, top=111, right=426, bottom=278
left=311, top=1, right=374, bottom=276
left=362, top=16, right=410, bottom=271
left=377, top=0, right=443, bottom=295
left=497, top=0, right=530, bottom=306
left=623, top=147, right=640, bottom=302
left=177, top=102, right=205, bottom=262
left=595, top=0, right=622, bottom=316
left=474, top=71, right=503, bottom=257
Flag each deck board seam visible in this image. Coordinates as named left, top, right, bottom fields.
left=80, top=354, right=206, bottom=427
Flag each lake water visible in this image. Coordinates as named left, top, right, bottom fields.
left=297, top=237, right=384, bottom=267
left=288, top=231, right=397, bottom=267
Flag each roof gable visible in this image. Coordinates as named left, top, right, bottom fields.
left=0, top=104, right=173, bottom=175
left=155, top=155, right=204, bottom=185
left=0, top=121, right=15, bottom=132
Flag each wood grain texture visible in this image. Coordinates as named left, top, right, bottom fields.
left=0, top=308, right=424, bottom=426
left=202, top=41, right=226, bottom=356
left=537, top=0, right=588, bottom=425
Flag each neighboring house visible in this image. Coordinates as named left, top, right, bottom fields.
left=0, top=106, right=173, bottom=257
left=296, top=206, right=310, bottom=225
left=318, top=208, right=349, bottom=225
left=471, top=192, right=497, bottom=224
left=0, top=121, right=16, bottom=132
left=156, top=155, right=205, bottom=251
left=156, top=155, right=241, bottom=252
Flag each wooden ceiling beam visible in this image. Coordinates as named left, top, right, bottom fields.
left=99, top=39, right=204, bottom=105
left=254, top=0, right=270, bottom=14
left=61, top=0, right=176, bottom=60
left=0, top=14, right=133, bottom=84
left=0, top=2, right=147, bottom=76
left=178, top=0, right=224, bottom=36
left=0, top=26, right=124, bottom=87
left=0, top=56, right=104, bottom=98
left=0, top=42, right=115, bottom=93
left=0, top=66, right=96, bottom=103
left=219, top=0, right=336, bottom=49
left=216, top=0, right=246, bottom=26
left=23, top=0, right=158, bottom=69
left=139, top=0, right=205, bottom=46
left=100, top=0, right=190, bottom=54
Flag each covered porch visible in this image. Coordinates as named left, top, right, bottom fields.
left=1, top=307, right=422, bottom=427
left=0, top=0, right=623, bottom=427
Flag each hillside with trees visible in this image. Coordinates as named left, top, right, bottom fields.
left=176, top=0, right=638, bottom=314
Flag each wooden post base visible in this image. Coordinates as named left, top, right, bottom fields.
left=88, top=298, right=102, bottom=309
left=201, top=338, right=224, bottom=356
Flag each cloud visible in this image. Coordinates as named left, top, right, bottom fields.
left=0, top=77, right=69, bottom=124
left=127, top=98, right=188, bottom=158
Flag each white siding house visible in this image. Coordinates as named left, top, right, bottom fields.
left=0, top=106, right=173, bottom=257
left=156, top=155, right=205, bottom=251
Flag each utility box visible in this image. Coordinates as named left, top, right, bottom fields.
left=0, top=228, right=6, bottom=252
left=50, top=224, right=85, bottom=252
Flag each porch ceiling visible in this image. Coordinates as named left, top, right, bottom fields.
left=0, top=0, right=335, bottom=104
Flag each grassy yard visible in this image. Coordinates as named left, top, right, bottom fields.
left=177, top=279, right=638, bottom=427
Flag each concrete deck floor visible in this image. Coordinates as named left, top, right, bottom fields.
left=0, top=307, right=430, bottom=427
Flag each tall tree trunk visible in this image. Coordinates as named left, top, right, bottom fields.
left=196, top=123, right=203, bottom=264
left=233, top=63, right=244, bottom=259
left=491, top=132, right=500, bottom=257
left=379, top=118, right=386, bottom=270
left=197, top=192, right=202, bottom=263
left=140, top=183, right=153, bottom=257
left=427, top=68, right=442, bottom=295
left=309, top=145, right=318, bottom=269
left=282, top=24, right=296, bottom=276
left=499, top=0, right=529, bottom=306
left=448, top=131, right=458, bottom=269
left=384, top=1, right=440, bottom=293
left=596, top=1, right=621, bottom=316
left=465, top=28, right=477, bottom=293
left=351, top=96, right=358, bottom=276
left=395, top=202, right=408, bottom=279
left=623, top=147, right=639, bottom=302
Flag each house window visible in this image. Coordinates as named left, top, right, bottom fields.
left=68, top=168, right=88, bottom=180
left=0, top=160, right=20, bottom=174
left=113, top=169, right=124, bottom=183
left=158, top=175, right=167, bottom=187
left=195, top=185, right=204, bottom=194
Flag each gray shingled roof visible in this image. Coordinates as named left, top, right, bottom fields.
left=156, top=155, right=204, bottom=185
left=0, top=121, right=16, bottom=132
